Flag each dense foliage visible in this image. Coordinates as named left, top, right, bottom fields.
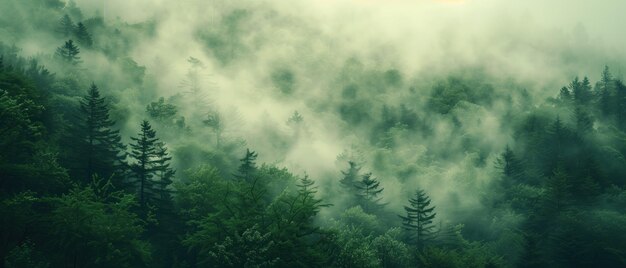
left=2, top=1, right=626, bottom=267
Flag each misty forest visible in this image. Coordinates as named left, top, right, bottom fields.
left=2, top=0, right=626, bottom=267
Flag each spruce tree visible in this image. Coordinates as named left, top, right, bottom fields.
left=574, top=107, right=593, bottom=133
left=355, top=173, right=385, bottom=214
left=234, top=149, right=258, bottom=182
left=72, top=83, right=127, bottom=187
left=55, top=40, right=81, bottom=65
left=129, top=120, right=158, bottom=207
left=153, top=141, right=175, bottom=207
left=399, top=188, right=436, bottom=250
left=74, top=22, right=93, bottom=47
left=615, top=80, right=626, bottom=130
left=340, top=161, right=361, bottom=191
left=495, top=145, right=526, bottom=186
left=339, top=161, right=361, bottom=208
left=57, top=14, right=75, bottom=37
left=599, top=66, right=613, bottom=116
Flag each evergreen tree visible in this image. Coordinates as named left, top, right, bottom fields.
left=339, top=161, right=362, bottom=208
left=234, top=149, right=258, bottom=182
left=495, top=145, right=525, bottom=185
left=355, top=173, right=385, bottom=214
left=55, top=40, right=81, bottom=65
left=399, top=189, right=437, bottom=250
left=615, top=80, right=626, bottom=130
left=544, top=168, right=571, bottom=213
left=574, top=107, right=593, bottom=133
left=57, top=14, right=75, bottom=37
left=129, top=120, right=159, bottom=207
left=74, top=22, right=93, bottom=47
left=577, top=76, right=592, bottom=105
left=599, top=66, right=613, bottom=116
left=153, top=141, right=175, bottom=207
left=340, top=161, right=361, bottom=191
left=71, top=83, right=127, bottom=187
left=558, top=87, right=572, bottom=103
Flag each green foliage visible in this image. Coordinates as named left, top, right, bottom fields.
left=67, top=83, right=127, bottom=186
left=271, top=68, right=296, bottom=94
left=4, top=241, right=50, bottom=268
left=129, top=120, right=174, bottom=209
left=55, top=40, right=81, bottom=65
left=75, top=22, right=93, bottom=47
left=400, top=188, right=437, bottom=250
left=48, top=184, right=150, bottom=267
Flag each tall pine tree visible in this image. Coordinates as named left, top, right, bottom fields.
left=355, top=173, right=385, bottom=214
left=55, top=40, right=81, bottom=65
left=74, top=22, right=93, bottom=47
left=70, top=83, right=127, bottom=187
left=400, top=188, right=436, bottom=250
left=129, top=120, right=163, bottom=207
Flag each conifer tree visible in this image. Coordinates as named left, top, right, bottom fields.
left=72, top=83, right=127, bottom=187
left=544, top=168, right=571, bottom=213
left=615, top=80, right=626, bottom=130
left=234, top=149, right=258, bottom=182
left=574, top=107, right=593, bottom=133
left=340, top=161, right=361, bottom=191
left=55, top=40, right=81, bottom=65
left=339, top=161, right=361, bottom=208
left=577, top=76, right=592, bottom=105
left=153, top=141, right=175, bottom=207
left=399, top=188, right=437, bottom=250
left=57, top=14, right=75, bottom=37
left=599, top=66, right=613, bottom=116
left=129, top=120, right=159, bottom=207
left=74, top=22, right=93, bottom=47
left=355, top=173, right=385, bottom=214
left=495, top=145, right=526, bottom=187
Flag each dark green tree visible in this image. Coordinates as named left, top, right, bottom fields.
left=544, top=168, right=571, bottom=213
left=55, top=40, right=81, bottom=65
left=558, top=87, right=571, bottom=102
left=70, top=83, right=127, bottom=187
left=129, top=120, right=159, bottom=207
left=599, top=66, right=613, bottom=116
left=57, top=14, right=75, bottom=37
left=234, top=148, right=258, bottom=182
left=74, top=22, right=93, bottom=47
left=574, top=106, right=593, bottom=133
left=355, top=173, right=385, bottom=214
left=615, top=80, right=626, bottom=130
left=152, top=141, right=175, bottom=210
left=399, top=189, right=437, bottom=250
left=340, top=161, right=361, bottom=191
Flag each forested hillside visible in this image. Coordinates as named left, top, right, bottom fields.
left=2, top=0, right=626, bottom=267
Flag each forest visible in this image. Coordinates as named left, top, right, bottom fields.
left=2, top=0, right=626, bottom=267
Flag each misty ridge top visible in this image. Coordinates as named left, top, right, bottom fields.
left=1, top=0, right=626, bottom=267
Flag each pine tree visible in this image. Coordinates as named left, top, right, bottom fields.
left=577, top=77, right=592, bottom=105
left=57, top=14, right=75, bottom=37
left=153, top=141, right=175, bottom=207
left=339, top=161, right=361, bottom=208
left=615, top=80, right=626, bottom=130
left=399, top=189, right=436, bottom=250
left=234, top=149, right=258, bottom=182
left=129, top=120, right=159, bottom=207
left=544, top=168, right=571, bottom=213
left=559, top=87, right=572, bottom=103
left=74, top=22, right=93, bottom=47
left=599, top=66, right=613, bottom=116
left=340, top=161, right=361, bottom=191
left=355, top=173, right=385, bottom=214
left=72, top=83, right=127, bottom=187
left=574, top=107, right=593, bottom=133
left=55, top=40, right=81, bottom=65
left=495, top=145, right=526, bottom=186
